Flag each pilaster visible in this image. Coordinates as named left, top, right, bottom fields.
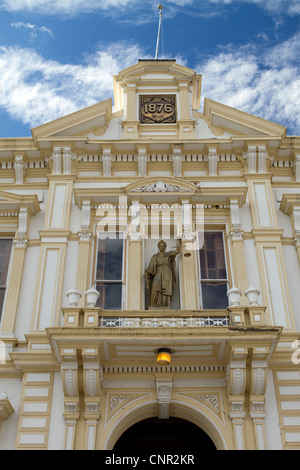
left=228, top=198, right=248, bottom=301
left=76, top=200, right=93, bottom=307
left=127, top=228, right=143, bottom=310
left=31, top=161, right=75, bottom=331
left=246, top=172, right=295, bottom=330
left=1, top=207, right=29, bottom=334
left=179, top=200, right=198, bottom=310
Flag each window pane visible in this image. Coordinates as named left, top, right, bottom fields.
left=199, top=232, right=227, bottom=280
left=96, top=283, right=123, bottom=310
left=201, top=282, right=228, bottom=309
left=96, top=235, right=124, bottom=281
left=0, top=239, right=12, bottom=285
left=0, top=288, right=5, bottom=318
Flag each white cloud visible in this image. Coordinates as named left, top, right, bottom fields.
left=207, top=0, right=300, bottom=16
left=0, top=31, right=299, bottom=135
left=198, top=35, right=300, bottom=134
left=11, top=22, right=54, bottom=39
left=0, top=0, right=299, bottom=16
left=0, top=0, right=134, bottom=15
left=0, top=42, right=143, bottom=128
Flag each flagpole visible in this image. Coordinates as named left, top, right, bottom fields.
left=155, top=5, right=163, bottom=59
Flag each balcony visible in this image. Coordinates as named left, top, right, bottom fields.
left=61, top=305, right=267, bottom=329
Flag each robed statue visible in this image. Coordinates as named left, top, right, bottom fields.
left=144, top=239, right=182, bottom=308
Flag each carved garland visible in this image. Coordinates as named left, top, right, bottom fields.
left=132, top=181, right=190, bottom=193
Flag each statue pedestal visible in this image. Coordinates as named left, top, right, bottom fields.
left=151, top=307, right=170, bottom=310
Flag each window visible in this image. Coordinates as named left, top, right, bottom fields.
left=0, top=239, right=13, bottom=319
left=95, top=233, right=125, bottom=310
left=198, top=232, right=228, bottom=309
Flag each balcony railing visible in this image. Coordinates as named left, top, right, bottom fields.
left=99, top=316, right=229, bottom=328
left=62, top=306, right=267, bottom=329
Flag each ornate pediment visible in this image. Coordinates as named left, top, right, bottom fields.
left=132, top=180, right=189, bottom=193
left=125, top=177, right=196, bottom=195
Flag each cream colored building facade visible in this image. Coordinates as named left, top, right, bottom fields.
left=0, top=59, right=300, bottom=451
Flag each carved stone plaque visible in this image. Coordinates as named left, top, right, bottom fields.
left=140, top=95, right=176, bottom=124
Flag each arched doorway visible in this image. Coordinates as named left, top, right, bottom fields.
left=113, top=417, right=217, bottom=452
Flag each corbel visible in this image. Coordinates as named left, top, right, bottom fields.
left=82, top=348, right=101, bottom=449
left=78, top=200, right=93, bottom=242
left=257, top=145, right=268, bottom=174
left=294, top=154, right=300, bottom=182
left=229, top=198, right=244, bottom=240
left=83, top=360, right=101, bottom=419
left=14, top=154, right=25, bottom=184
left=293, top=206, right=300, bottom=246
left=61, top=358, right=80, bottom=421
left=101, top=147, right=114, bottom=177
left=206, top=147, right=218, bottom=176
left=248, top=347, right=270, bottom=450
left=62, top=147, right=76, bottom=175
left=246, top=145, right=257, bottom=173
left=171, top=146, right=183, bottom=177
left=246, top=144, right=269, bottom=174
left=227, top=345, right=248, bottom=449
left=14, top=207, right=28, bottom=248
left=156, top=378, right=173, bottom=420
left=51, top=147, right=62, bottom=174
left=279, top=194, right=300, bottom=248
left=136, top=147, right=149, bottom=177
left=227, top=346, right=247, bottom=417
left=50, top=146, right=76, bottom=175
left=0, top=393, right=14, bottom=423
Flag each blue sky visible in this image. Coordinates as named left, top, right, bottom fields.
left=0, top=0, right=299, bottom=137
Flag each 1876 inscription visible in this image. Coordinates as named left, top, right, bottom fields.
left=140, top=95, right=176, bottom=124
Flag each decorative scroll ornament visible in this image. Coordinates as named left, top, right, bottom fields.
left=132, top=180, right=189, bottom=193
left=110, top=395, right=131, bottom=413
left=199, top=394, right=220, bottom=413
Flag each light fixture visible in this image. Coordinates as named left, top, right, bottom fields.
left=156, top=348, right=172, bottom=366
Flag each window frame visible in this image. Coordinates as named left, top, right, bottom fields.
left=0, top=238, right=13, bottom=320
left=197, top=230, right=229, bottom=310
left=93, top=231, right=126, bottom=310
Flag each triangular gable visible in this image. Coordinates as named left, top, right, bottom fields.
left=203, top=99, right=287, bottom=138
left=31, top=98, right=113, bottom=140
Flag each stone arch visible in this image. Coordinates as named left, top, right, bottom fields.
left=104, top=397, right=227, bottom=450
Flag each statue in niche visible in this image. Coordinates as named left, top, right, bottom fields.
left=144, top=239, right=182, bottom=308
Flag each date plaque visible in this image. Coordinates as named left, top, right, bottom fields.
left=140, top=95, right=176, bottom=124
